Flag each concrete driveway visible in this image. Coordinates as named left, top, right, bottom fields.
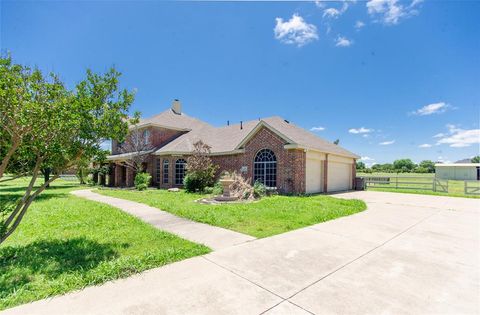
left=3, top=191, right=479, bottom=315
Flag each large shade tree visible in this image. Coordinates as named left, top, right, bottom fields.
left=0, top=56, right=136, bottom=244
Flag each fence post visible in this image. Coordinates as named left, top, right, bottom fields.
left=433, top=179, right=436, bottom=192
left=464, top=181, right=467, bottom=195
left=395, top=176, right=398, bottom=189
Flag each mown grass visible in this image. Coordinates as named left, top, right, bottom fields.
left=0, top=178, right=210, bottom=311
left=97, top=189, right=367, bottom=238
left=357, top=172, right=479, bottom=199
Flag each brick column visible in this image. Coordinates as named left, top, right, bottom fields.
left=115, top=164, right=122, bottom=187
left=108, top=163, right=115, bottom=187
left=126, top=168, right=135, bottom=187
left=323, top=154, right=328, bottom=193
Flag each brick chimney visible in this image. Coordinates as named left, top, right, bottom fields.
left=172, top=99, right=181, bottom=115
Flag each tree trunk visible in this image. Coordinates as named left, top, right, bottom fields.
left=43, top=168, right=51, bottom=188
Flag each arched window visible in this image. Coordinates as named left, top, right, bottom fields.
left=254, top=149, right=277, bottom=188
left=162, top=159, right=169, bottom=184
left=175, top=159, right=187, bottom=185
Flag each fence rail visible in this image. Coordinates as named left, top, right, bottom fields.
left=359, top=176, right=449, bottom=193
left=464, top=181, right=480, bottom=195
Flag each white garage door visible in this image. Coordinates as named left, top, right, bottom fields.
left=328, top=162, right=352, bottom=192
left=306, top=158, right=322, bottom=193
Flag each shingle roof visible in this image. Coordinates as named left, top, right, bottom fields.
left=136, top=108, right=212, bottom=130
left=150, top=112, right=359, bottom=159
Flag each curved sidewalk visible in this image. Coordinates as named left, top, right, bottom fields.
left=70, top=189, right=255, bottom=250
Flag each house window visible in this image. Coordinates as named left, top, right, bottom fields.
left=143, top=130, right=150, bottom=145
left=155, top=159, right=161, bottom=183
left=253, top=149, right=277, bottom=188
left=163, top=160, right=169, bottom=184
left=175, top=159, right=187, bottom=185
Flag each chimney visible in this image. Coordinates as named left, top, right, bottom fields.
left=172, top=99, right=182, bottom=115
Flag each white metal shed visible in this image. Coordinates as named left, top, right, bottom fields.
left=435, top=163, right=480, bottom=180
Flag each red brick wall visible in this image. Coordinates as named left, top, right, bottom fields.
left=211, top=127, right=306, bottom=194
left=112, top=127, right=185, bottom=154
left=120, top=126, right=307, bottom=194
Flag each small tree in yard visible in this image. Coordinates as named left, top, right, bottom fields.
left=0, top=56, right=136, bottom=244
left=472, top=156, right=480, bottom=163
left=184, top=140, right=218, bottom=192
left=119, top=125, right=155, bottom=173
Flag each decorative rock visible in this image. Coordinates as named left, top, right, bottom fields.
left=168, top=188, right=180, bottom=192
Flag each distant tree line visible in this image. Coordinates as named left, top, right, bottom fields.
left=356, top=156, right=480, bottom=174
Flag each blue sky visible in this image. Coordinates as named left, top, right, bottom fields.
left=1, top=0, right=479, bottom=165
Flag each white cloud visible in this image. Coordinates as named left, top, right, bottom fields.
left=274, top=14, right=319, bottom=47
left=315, top=0, right=327, bottom=8
left=379, top=140, right=395, bottom=145
left=355, top=20, right=365, bottom=29
left=310, top=126, right=326, bottom=131
left=418, top=143, right=432, bottom=148
left=411, top=102, right=451, bottom=116
left=349, top=127, right=373, bottom=134
left=435, top=125, right=480, bottom=148
left=360, top=156, right=374, bottom=161
left=366, top=0, right=422, bottom=25
left=322, top=1, right=350, bottom=18
left=323, top=8, right=341, bottom=18
left=335, top=36, right=353, bottom=47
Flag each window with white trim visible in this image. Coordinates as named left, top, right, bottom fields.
left=163, top=160, right=169, bottom=184
left=155, top=159, right=161, bottom=183
left=175, top=159, right=186, bottom=185
left=253, top=149, right=277, bottom=188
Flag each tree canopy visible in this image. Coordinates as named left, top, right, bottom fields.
left=0, top=55, right=136, bottom=244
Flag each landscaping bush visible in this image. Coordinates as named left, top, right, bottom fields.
left=203, top=181, right=224, bottom=195
left=134, top=172, right=151, bottom=191
left=253, top=181, right=267, bottom=198
left=184, top=140, right=218, bottom=192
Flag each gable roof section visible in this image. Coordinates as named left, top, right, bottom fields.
left=152, top=115, right=358, bottom=159
left=135, top=108, right=212, bottom=131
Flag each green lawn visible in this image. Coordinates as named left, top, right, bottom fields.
left=96, top=189, right=367, bottom=238
left=0, top=178, right=210, bottom=311
left=357, top=172, right=479, bottom=199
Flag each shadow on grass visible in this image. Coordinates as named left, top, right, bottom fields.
left=0, top=184, right=80, bottom=193
left=0, top=237, right=120, bottom=298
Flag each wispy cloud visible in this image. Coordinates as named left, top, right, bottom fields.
left=366, top=0, right=422, bottom=25
left=355, top=20, right=365, bottom=29
left=322, top=1, right=350, bottom=18
left=335, top=36, right=353, bottom=47
left=360, top=156, right=375, bottom=161
left=411, top=102, right=451, bottom=116
left=379, top=140, right=395, bottom=145
left=349, top=127, right=373, bottom=134
left=274, top=14, right=318, bottom=47
left=435, top=124, right=480, bottom=148
left=310, top=126, right=326, bottom=131
left=418, top=143, right=432, bottom=148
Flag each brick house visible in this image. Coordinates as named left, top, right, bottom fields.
left=106, top=100, right=359, bottom=194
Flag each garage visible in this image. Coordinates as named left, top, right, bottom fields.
left=327, top=158, right=353, bottom=192
left=305, top=152, right=323, bottom=193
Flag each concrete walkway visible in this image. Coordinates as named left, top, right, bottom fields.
left=70, top=189, right=255, bottom=250
left=3, top=191, right=479, bottom=314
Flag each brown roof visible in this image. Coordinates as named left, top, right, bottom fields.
left=136, top=108, right=212, bottom=130
left=150, top=112, right=359, bottom=158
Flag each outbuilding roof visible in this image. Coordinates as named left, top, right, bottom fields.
left=435, top=163, right=480, bottom=167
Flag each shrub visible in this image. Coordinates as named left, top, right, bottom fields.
left=183, top=172, right=205, bottom=193
left=253, top=181, right=267, bottom=198
left=184, top=140, right=218, bottom=193
left=134, top=172, right=151, bottom=191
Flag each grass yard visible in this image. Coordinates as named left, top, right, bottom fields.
left=96, top=189, right=367, bottom=238
left=357, top=172, right=479, bottom=199
left=0, top=178, right=210, bottom=311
